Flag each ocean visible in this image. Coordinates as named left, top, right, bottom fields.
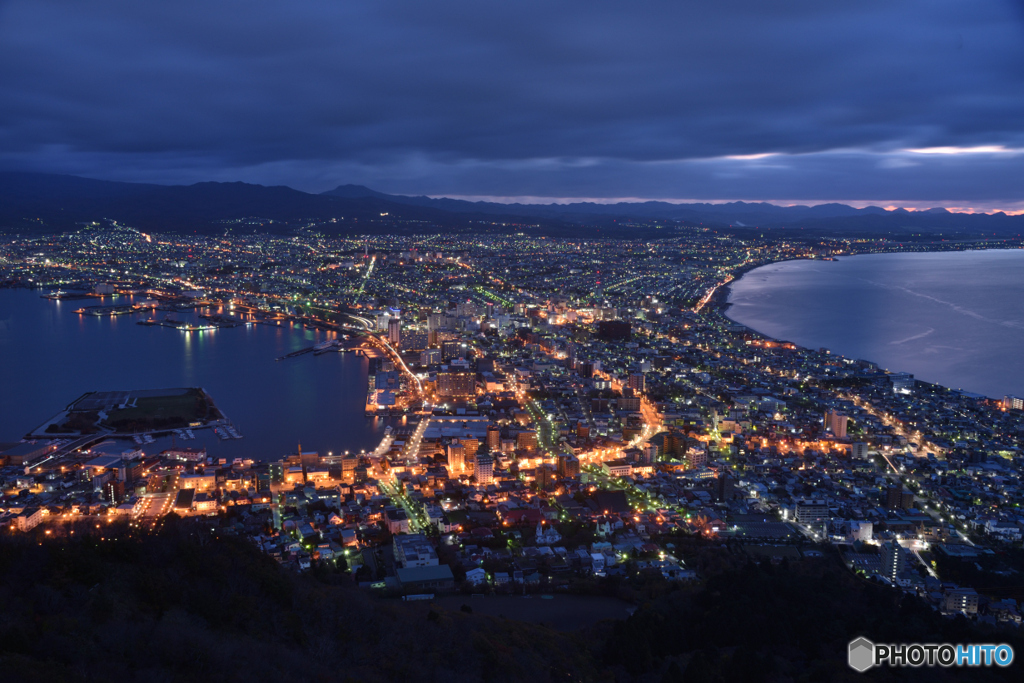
left=0, top=289, right=386, bottom=459
left=726, top=249, right=1024, bottom=398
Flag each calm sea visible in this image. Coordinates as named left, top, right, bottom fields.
left=726, top=249, right=1024, bottom=398
left=0, top=289, right=386, bottom=459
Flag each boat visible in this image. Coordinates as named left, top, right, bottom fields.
left=133, top=435, right=143, bottom=445
left=143, top=434, right=155, bottom=444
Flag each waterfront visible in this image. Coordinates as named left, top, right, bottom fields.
left=0, top=289, right=385, bottom=459
left=726, top=249, right=1024, bottom=399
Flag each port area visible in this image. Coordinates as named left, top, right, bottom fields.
left=274, top=337, right=363, bottom=361
left=28, top=387, right=226, bottom=440
left=136, top=314, right=243, bottom=332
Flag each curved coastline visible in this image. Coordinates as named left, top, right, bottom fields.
left=716, top=249, right=1024, bottom=399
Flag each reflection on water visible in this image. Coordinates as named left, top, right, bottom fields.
left=727, top=249, right=1024, bottom=398
left=0, top=289, right=383, bottom=460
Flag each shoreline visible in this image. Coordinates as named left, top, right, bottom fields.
left=709, top=247, right=1024, bottom=400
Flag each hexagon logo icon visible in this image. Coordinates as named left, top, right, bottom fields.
left=848, top=637, right=875, bottom=672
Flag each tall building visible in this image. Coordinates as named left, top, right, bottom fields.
left=687, top=448, right=707, bottom=469
left=885, top=485, right=904, bottom=510
left=713, top=473, right=735, bottom=502
left=851, top=442, right=868, bottom=459
left=516, top=430, right=538, bottom=453
left=437, top=369, right=476, bottom=398
left=557, top=453, right=580, bottom=478
left=460, top=437, right=480, bottom=459
left=825, top=410, right=848, bottom=439
left=536, top=463, right=556, bottom=490
left=795, top=499, right=829, bottom=525
left=1003, top=395, right=1024, bottom=411
left=474, top=452, right=494, bottom=485
left=486, top=424, right=501, bottom=452
left=880, top=540, right=905, bottom=582
left=388, top=318, right=401, bottom=346
left=446, top=443, right=465, bottom=473
left=441, top=340, right=464, bottom=361
left=627, top=373, right=646, bottom=394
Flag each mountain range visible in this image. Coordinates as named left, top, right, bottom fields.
left=2, top=171, right=1022, bottom=237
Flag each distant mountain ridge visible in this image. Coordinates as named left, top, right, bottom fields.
left=0, top=172, right=483, bottom=233
left=322, top=184, right=1020, bottom=233
left=1, top=171, right=1021, bottom=236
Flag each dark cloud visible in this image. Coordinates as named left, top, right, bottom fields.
left=1, top=0, right=1023, bottom=209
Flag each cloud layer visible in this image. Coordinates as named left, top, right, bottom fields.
left=2, top=1, right=1023, bottom=209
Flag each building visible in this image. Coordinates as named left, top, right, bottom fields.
left=1, top=441, right=58, bottom=467
left=851, top=442, right=868, bottom=459
left=446, top=443, right=465, bottom=473
left=890, top=372, right=914, bottom=393
left=597, top=320, right=631, bottom=340
left=516, top=430, right=538, bottom=453
left=880, top=541, right=905, bottom=583
left=15, top=506, right=43, bottom=532
left=403, top=332, right=428, bottom=351
left=885, top=485, right=904, bottom=510
left=1003, top=395, right=1024, bottom=411
left=396, top=564, right=454, bottom=592
left=825, top=410, right=848, bottom=439
left=627, top=373, right=646, bottom=394
left=886, top=485, right=914, bottom=510
left=943, top=587, right=979, bottom=614
left=795, top=499, right=829, bottom=525
left=536, top=463, right=557, bottom=490
left=618, top=396, right=641, bottom=411
left=388, top=318, right=401, bottom=346
left=385, top=508, right=410, bottom=534
left=602, top=459, right=632, bottom=477
left=459, top=437, right=480, bottom=459
left=474, top=452, right=494, bottom=485
left=441, top=340, right=465, bottom=361
left=557, top=453, right=580, bottom=478
left=437, top=370, right=475, bottom=398
left=179, top=472, right=216, bottom=490
left=687, top=448, right=707, bottom=469
left=486, top=424, right=501, bottom=452
left=393, top=533, right=438, bottom=567
left=713, top=473, right=735, bottom=502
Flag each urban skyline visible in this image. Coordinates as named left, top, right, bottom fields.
left=2, top=2, right=1023, bottom=680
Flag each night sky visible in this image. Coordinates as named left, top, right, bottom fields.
left=2, top=1, right=1023, bottom=211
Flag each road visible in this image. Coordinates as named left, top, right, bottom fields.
left=133, top=491, right=174, bottom=530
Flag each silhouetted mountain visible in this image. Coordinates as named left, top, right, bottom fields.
left=2, top=171, right=1022, bottom=237
left=323, top=184, right=1024, bottom=235
left=0, top=172, right=499, bottom=234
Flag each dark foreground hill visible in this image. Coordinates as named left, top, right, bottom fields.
left=0, top=521, right=597, bottom=683
left=1, top=522, right=1020, bottom=682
